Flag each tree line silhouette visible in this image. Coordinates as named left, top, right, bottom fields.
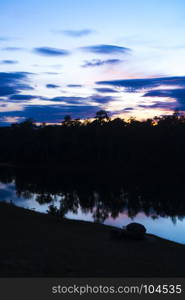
left=0, top=110, right=185, bottom=174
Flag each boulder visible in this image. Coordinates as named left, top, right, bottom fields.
left=110, top=223, right=146, bottom=240
left=125, top=223, right=146, bottom=240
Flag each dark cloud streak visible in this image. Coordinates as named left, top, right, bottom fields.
left=9, top=94, right=38, bottom=101
left=97, top=76, right=185, bottom=91
left=0, top=72, right=33, bottom=97
left=81, top=44, right=131, bottom=54
left=94, top=88, right=118, bottom=93
left=67, top=84, right=83, bottom=88
left=46, top=84, right=60, bottom=88
left=0, top=60, right=18, bottom=64
left=0, top=105, right=101, bottom=123
left=34, top=47, right=70, bottom=56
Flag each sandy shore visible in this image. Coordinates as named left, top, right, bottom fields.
left=0, top=202, right=185, bottom=277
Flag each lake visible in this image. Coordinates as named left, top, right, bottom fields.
left=0, top=166, right=185, bottom=244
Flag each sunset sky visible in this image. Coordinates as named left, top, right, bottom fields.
left=0, top=0, right=185, bottom=125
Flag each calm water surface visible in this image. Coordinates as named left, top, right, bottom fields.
left=0, top=169, right=185, bottom=244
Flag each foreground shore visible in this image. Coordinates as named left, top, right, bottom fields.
left=0, top=203, right=185, bottom=277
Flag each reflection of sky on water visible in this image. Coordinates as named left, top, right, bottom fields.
left=0, top=181, right=185, bottom=244
left=0, top=182, right=52, bottom=213
left=104, top=212, right=185, bottom=244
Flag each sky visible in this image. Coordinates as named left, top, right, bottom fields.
left=0, top=0, right=185, bottom=125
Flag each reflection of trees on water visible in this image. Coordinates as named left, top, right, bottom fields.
left=0, top=167, right=185, bottom=224
left=36, top=194, right=54, bottom=204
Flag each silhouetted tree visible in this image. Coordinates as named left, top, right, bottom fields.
left=63, top=115, right=72, bottom=126
left=95, top=110, right=110, bottom=123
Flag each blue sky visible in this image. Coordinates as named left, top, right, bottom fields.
left=0, top=0, right=185, bottom=125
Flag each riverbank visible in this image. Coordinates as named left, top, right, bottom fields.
left=0, top=202, right=185, bottom=277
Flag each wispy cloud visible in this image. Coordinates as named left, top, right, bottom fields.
left=50, top=94, right=114, bottom=105
left=138, top=102, right=177, bottom=110
left=143, top=88, right=185, bottom=110
left=0, top=37, right=10, bottom=41
left=143, top=88, right=185, bottom=99
left=51, top=96, right=86, bottom=104
left=2, top=47, right=23, bottom=51
left=60, top=29, right=94, bottom=37
left=82, top=59, right=122, bottom=68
